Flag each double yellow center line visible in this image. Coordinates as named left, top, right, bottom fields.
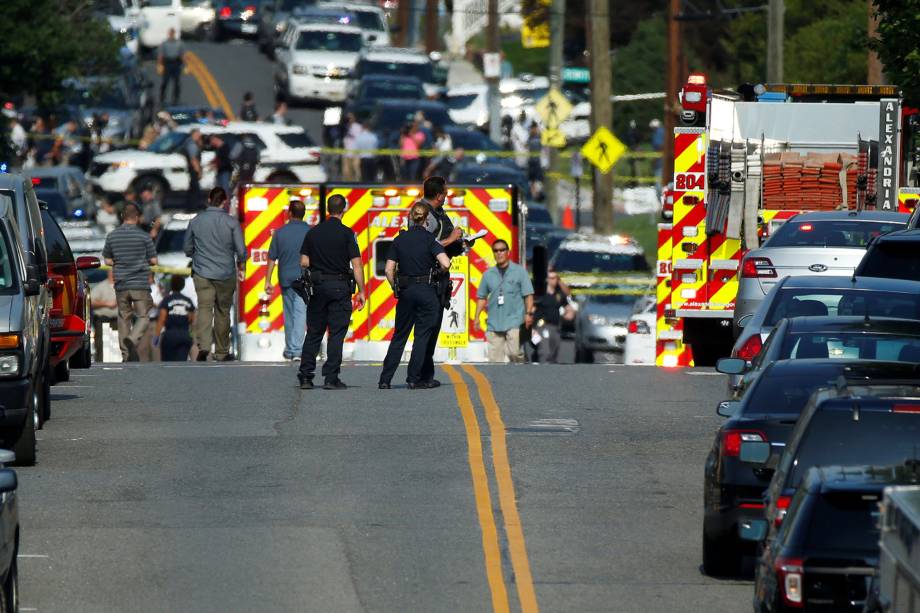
left=444, top=365, right=539, bottom=613
left=184, top=51, right=236, bottom=121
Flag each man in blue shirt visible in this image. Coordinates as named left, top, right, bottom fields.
left=265, top=199, right=311, bottom=360
left=474, top=239, right=534, bottom=362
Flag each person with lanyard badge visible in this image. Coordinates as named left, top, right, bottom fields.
left=415, top=176, right=465, bottom=386
left=155, top=275, right=196, bottom=361
left=474, top=239, right=535, bottom=362
left=297, top=194, right=367, bottom=390
left=378, top=203, right=452, bottom=389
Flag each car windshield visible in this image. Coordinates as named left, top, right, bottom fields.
left=0, top=228, right=16, bottom=292
left=765, top=219, right=904, bottom=248
left=789, top=411, right=920, bottom=486
left=527, top=206, right=553, bottom=225
left=295, top=30, right=362, bottom=52
left=780, top=331, right=920, bottom=361
left=765, top=289, right=920, bottom=326
left=360, top=59, right=432, bottom=82
left=35, top=190, right=69, bottom=220
left=377, top=106, right=451, bottom=128
left=146, top=132, right=188, bottom=154
left=354, top=10, right=385, bottom=30
left=859, top=241, right=920, bottom=282
left=156, top=228, right=187, bottom=254
left=64, top=82, right=129, bottom=109
left=361, top=81, right=421, bottom=100
left=446, top=93, right=479, bottom=110
left=552, top=249, right=650, bottom=274
left=804, top=493, right=882, bottom=554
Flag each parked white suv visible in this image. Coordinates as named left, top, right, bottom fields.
left=274, top=23, right=364, bottom=104
left=317, top=2, right=390, bottom=47
left=88, top=122, right=326, bottom=200
left=137, top=0, right=182, bottom=50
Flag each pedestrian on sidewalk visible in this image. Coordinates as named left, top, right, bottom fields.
left=527, top=123, right=544, bottom=200
left=399, top=125, right=420, bottom=181
left=473, top=238, right=534, bottom=363
left=264, top=199, right=312, bottom=360
left=354, top=119, right=378, bottom=181
left=341, top=112, right=362, bottom=181
left=102, top=202, right=158, bottom=362
left=183, top=187, right=246, bottom=361
left=158, top=28, right=185, bottom=106
left=155, top=274, right=196, bottom=361
left=530, top=271, right=573, bottom=363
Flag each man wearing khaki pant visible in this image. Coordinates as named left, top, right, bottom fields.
left=183, top=188, right=246, bottom=361
left=473, top=239, right=534, bottom=363
left=102, top=203, right=158, bottom=362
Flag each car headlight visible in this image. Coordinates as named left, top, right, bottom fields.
left=0, top=355, right=20, bottom=377
left=110, top=161, right=133, bottom=170
left=275, top=22, right=286, bottom=33
left=327, top=66, right=351, bottom=78
left=587, top=314, right=609, bottom=326
left=292, top=64, right=309, bottom=75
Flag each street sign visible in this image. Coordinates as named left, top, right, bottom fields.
left=521, top=0, right=551, bottom=48
left=581, top=127, right=627, bottom=174
left=482, top=53, right=501, bottom=79
left=541, top=128, right=566, bottom=148
left=570, top=151, right=584, bottom=177
left=562, top=67, right=590, bottom=83
left=534, top=88, right=572, bottom=130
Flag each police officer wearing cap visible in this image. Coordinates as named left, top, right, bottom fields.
left=415, top=176, right=464, bottom=386
left=297, top=194, right=366, bottom=390
left=378, top=203, right=451, bottom=389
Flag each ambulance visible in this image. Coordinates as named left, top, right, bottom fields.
left=657, top=74, right=920, bottom=367
left=236, top=182, right=522, bottom=362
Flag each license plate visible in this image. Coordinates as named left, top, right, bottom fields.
left=241, top=23, right=257, bottom=33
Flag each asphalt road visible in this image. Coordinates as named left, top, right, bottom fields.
left=16, top=362, right=750, bottom=612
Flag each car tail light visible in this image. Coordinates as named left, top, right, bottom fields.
left=775, top=555, right=804, bottom=607
left=893, top=403, right=920, bottom=413
left=736, top=334, right=763, bottom=361
left=775, top=495, right=792, bottom=526
left=741, top=256, right=776, bottom=278
left=627, top=320, right=650, bottom=334
left=721, top=430, right=765, bottom=457
left=219, top=6, right=231, bottom=18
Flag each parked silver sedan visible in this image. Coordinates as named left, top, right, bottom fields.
left=734, top=210, right=906, bottom=333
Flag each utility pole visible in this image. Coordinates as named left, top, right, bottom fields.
left=662, top=0, right=681, bottom=187
left=545, top=0, right=565, bottom=222
left=486, top=0, right=502, bottom=143
left=867, top=0, right=884, bottom=84
left=766, top=0, right=784, bottom=82
left=425, top=0, right=439, bottom=53
left=588, top=0, right=613, bottom=234
left=397, top=0, right=410, bottom=47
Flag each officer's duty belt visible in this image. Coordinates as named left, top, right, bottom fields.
left=398, top=275, right=431, bottom=284
left=310, top=270, right=349, bottom=282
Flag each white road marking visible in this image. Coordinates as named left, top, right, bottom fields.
left=687, top=371, right=722, bottom=376
left=70, top=374, right=97, bottom=377
left=18, top=554, right=49, bottom=558
left=102, top=367, right=123, bottom=370
left=54, top=385, right=91, bottom=388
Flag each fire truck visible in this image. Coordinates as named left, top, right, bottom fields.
left=236, top=182, right=522, bottom=362
left=656, top=74, right=920, bottom=367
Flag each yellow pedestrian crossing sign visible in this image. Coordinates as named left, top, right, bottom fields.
left=581, top=127, right=627, bottom=174
left=535, top=88, right=572, bottom=130
left=541, top=128, right=566, bottom=148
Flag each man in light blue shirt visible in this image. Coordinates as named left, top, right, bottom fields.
left=264, top=199, right=311, bottom=360
left=474, top=239, right=534, bottom=362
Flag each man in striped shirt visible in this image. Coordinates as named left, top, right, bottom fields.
left=102, top=203, right=158, bottom=362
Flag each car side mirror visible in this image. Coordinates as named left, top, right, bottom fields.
left=737, top=314, right=753, bottom=329
left=0, top=468, right=16, bottom=493
left=716, top=357, right=747, bottom=375
left=716, top=400, right=741, bottom=418
left=739, top=441, right=771, bottom=465
left=76, top=256, right=101, bottom=271
left=738, top=518, right=768, bottom=542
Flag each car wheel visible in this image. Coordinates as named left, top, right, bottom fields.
left=70, top=339, right=92, bottom=369
left=132, top=175, right=169, bottom=204
left=53, top=360, right=70, bottom=385
left=3, top=558, right=17, bottom=613
left=574, top=344, right=593, bottom=364
left=11, top=385, right=37, bottom=467
left=702, top=529, right=741, bottom=577
left=40, top=363, right=51, bottom=425
left=210, top=23, right=224, bottom=42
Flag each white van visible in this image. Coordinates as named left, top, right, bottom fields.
left=138, top=0, right=183, bottom=50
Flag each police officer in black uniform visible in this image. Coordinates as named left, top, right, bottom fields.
left=297, top=194, right=366, bottom=390
left=378, top=203, right=452, bottom=389
left=416, top=176, right=464, bottom=386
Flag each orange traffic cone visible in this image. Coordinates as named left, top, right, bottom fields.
left=561, top=204, right=575, bottom=230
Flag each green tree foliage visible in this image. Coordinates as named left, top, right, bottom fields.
left=0, top=0, right=122, bottom=106
left=871, top=0, right=920, bottom=105
left=611, top=15, right=666, bottom=138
